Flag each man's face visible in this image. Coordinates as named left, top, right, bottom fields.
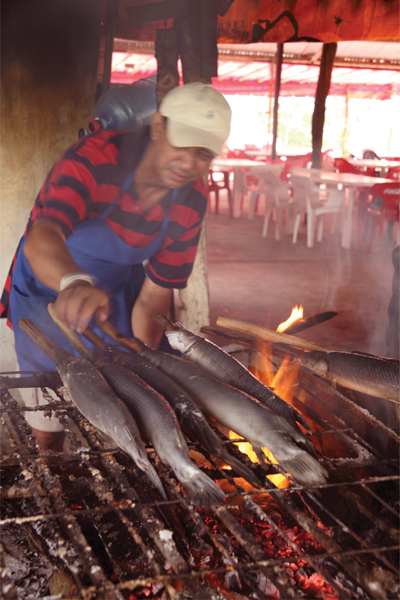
left=151, top=114, right=215, bottom=189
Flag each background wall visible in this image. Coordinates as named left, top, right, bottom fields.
left=1, top=0, right=102, bottom=370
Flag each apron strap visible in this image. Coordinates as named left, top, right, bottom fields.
left=101, top=138, right=151, bottom=220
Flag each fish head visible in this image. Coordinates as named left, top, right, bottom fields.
left=165, top=329, right=190, bottom=353
left=91, top=348, right=109, bottom=366
left=300, top=352, right=328, bottom=377
left=53, top=347, right=78, bottom=378
left=103, top=344, right=126, bottom=361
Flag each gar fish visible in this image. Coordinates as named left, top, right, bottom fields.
left=92, top=351, right=226, bottom=508
left=130, top=342, right=328, bottom=487
left=52, top=347, right=166, bottom=499
left=291, top=348, right=400, bottom=403
left=102, top=342, right=262, bottom=489
left=163, top=322, right=310, bottom=433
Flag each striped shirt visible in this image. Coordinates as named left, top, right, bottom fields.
left=0, top=128, right=208, bottom=324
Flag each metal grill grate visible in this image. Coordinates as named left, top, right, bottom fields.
left=1, top=365, right=399, bottom=600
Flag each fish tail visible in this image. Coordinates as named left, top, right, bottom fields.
left=279, top=453, right=328, bottom=487
left=218, top=449, right=263, bottom=489
left=138, top=458, right=167, bottom=501
left=178, top=467, right=225, bottom=508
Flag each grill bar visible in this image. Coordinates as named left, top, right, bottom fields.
left=1, top=362, right=399, bottom=600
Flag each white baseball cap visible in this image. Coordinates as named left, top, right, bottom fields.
left=159, top=83, right=232, bottom=157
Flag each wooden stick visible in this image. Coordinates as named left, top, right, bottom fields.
left=284, top=311, right=338, bottom=335
left=96, top=319, right=143, bottom=353
left=47, top=303, right=93, bottom=361
left=216, top=317, right=337, bottom=352
left=82, top=326, right=107, bottom=350
left=18, top=319, right=57, bottom=363
left=201, top=326, right=297, bottom=362
left=151, top=312, right=176, bottom=331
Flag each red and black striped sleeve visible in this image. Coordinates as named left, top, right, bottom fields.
left=28, top=131, right=126, bottom=238
left=146, top=177, right=208, bottom=289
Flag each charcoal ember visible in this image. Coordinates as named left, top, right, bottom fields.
left=246, top=570, right=280, bottom=599
left=294, top=566, right=308, bottom=587
left=262, top=527, right=277, bottom=541
left=215, top=532, right=235, bottom=556
left=273, top=534, right=286, bottom=550
left=189, top=534, right=213, bottom=560
left=224, top=568, right=242, bottom=592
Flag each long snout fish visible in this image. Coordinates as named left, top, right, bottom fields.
left=103, top=343, right=262, bottom=489
left=165, top=323, right=310, bottom=433
left=131, top=344, right=328, bottom=487
left=52, top=347, right=166, bottom=499
left=292, top=348, right=400, bottom=403
left=92, top=351, right=226, bottom=508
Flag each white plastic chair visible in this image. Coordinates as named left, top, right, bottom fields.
left=246, top=169, right=294, bottom=240
left=290, top=174, right=346, bottom=248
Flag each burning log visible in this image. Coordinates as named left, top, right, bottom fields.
left=216, top=317, right=400, bottom=404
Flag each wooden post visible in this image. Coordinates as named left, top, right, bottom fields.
left=341, top=87, right=350, bottom=157
left=311, top=43, right=337, bottom=168
left=271, top=43, right=283, bottom=162
left=154, top=28, right=180, bottom=106
left=173, top=0, right=219, bottom=332
left=101, top=0, right=119, bottom=95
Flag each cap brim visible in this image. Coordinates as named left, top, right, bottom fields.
left=166, top=120, right=221, bottom=157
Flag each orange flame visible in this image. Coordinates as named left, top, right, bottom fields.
left=228, top=431, right=290, bottom=489
left=277, top=304, right=303, bottom=332
left=225, top=305, right=310, bottom=490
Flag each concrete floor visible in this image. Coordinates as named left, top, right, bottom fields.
left=205, top=191, right=397, bottom=357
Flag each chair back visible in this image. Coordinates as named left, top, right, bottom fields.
left=290, top=175, right=320, bottom=208
left=226, top=148, right=252, bottom=160
left=369, top=182, right=400, bottom=221
left=334, top=158, right=360, bottom=174
left=279, top=153, right=312, bottom=181
left=334, top=157, right=376, bottom=177
left=248, top=168, right=284, bottom=191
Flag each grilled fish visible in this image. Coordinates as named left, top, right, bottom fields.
left=103, top=343, right=262, bottom=489
left=292, top=349, right=400, bottom=403
left=92, top=351, right=226, bottom=508
left=165, top=323, right=310, bottom=433
left=52, top=347, right=166, bottom=499
left=131, top=343, right=328, bottom=487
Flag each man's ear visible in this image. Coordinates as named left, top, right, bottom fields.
left=151, top=112, right=166, bottom=141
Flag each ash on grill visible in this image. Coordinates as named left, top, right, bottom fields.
left=1, top=336, right=399, bottom=600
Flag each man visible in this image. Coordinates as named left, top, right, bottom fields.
left=1, top=82, right=232, bottom=451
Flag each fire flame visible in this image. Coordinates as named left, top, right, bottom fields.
left=277, top=304, right=303, bottom=332
left=228, top=305, right=306, bottom=490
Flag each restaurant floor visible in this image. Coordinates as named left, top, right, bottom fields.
left=205, top=191, right=398, bottom=358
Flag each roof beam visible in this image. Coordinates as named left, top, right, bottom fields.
left=113, top=38, right=400, bottom=71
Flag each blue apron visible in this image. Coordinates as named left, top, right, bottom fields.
left=11, top=164, right=180, bottom=372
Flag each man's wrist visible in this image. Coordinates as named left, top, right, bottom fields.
left=59, top=273, right=97, bottom=291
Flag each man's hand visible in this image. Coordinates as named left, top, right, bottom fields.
left=54, top=281, right=109, bottom=333
left=23, top=220, right=110, bottom=333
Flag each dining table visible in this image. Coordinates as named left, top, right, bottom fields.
left=211, top=158, right=283, bottom=218
left=290, top=169, right=395, bottom=249
left=347, top=158, right=400, bottom=175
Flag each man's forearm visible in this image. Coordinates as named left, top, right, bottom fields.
left=23, top=221, right=83, bottom=291
left=131, top=278, right=172, bottom=349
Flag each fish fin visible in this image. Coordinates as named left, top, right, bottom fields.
left=291, top=411, right=312, bottom=434
left=253, top=445, right=266, bottom=467
left=177, top=466, right=225, bottom=508
left=180, top=414, right=262, bottom=488
left=218, top=449, right=263, bottom=489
